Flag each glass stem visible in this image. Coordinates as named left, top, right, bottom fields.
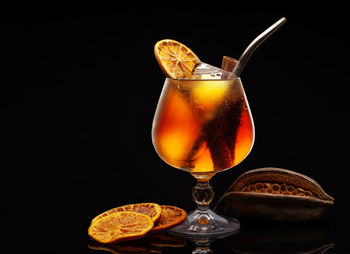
left=170, top=174, right=240, bottom=236
left=192, top=179, right=214, bottom=212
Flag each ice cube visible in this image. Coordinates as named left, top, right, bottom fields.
left=191, top=62, right=236, bottom=80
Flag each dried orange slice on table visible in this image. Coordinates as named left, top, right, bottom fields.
left=152, top=205, right=187, bottom=231
left=91, top=203, right=161, bottom=225
left=154, top=39, right=200, bottom=78
left=88, top=211, right=154, bottom=244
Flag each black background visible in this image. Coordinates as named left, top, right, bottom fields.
left=2, top=6, right=350, bottom=253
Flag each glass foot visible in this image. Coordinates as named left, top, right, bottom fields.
left=169, top=209, right=240, bottom=238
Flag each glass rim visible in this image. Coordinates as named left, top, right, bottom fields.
left=165, top=77, right=241, bottom=82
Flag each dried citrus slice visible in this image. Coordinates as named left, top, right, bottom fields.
left=91, top=203, right=161, bottom=225
left=152, top=205, right=187, bottom=231
left=154, top=39, right=200, bottom=79
left=88, top=211, right=154, bottom=244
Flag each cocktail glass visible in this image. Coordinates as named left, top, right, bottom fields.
left=152, top=76, right=254, bottom=237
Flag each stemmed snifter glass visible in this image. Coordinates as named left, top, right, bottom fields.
left=151, top=72, right=254, bottom=237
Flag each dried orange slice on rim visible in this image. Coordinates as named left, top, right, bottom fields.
left=152, top=205, right=187, bottom=231
left=154, top=39, right=200, bottom=79
left=88, top=211, right=154, bottom=244
left=91, top=203, right=161, bottom=225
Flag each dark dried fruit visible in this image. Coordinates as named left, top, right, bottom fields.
left=214, top=167, right=334, bottom=221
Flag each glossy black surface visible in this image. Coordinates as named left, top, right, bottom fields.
left=2, top=7, right=349, bottom=253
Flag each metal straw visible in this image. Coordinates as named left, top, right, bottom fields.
left=233, top=17, right=287, bottom=77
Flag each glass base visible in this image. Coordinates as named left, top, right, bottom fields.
left=169, top=208, right=240, bottom=238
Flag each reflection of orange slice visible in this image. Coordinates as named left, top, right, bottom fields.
left=88, top=212, right=154, bottom=244
left=154, top=39, right=200, bottom=78
left=88, top=240, right=161, bottom=254
left=147, top=231, right=187, bottom=248
left=91, top=203, right=161, bottom=225
left=152, top=205, right=187, bottom=231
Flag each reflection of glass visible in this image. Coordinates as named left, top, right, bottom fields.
left=152, top=77, right=255, bottom=237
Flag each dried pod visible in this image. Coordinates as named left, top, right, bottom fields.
left=214, top=167, right=334, bottom=221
